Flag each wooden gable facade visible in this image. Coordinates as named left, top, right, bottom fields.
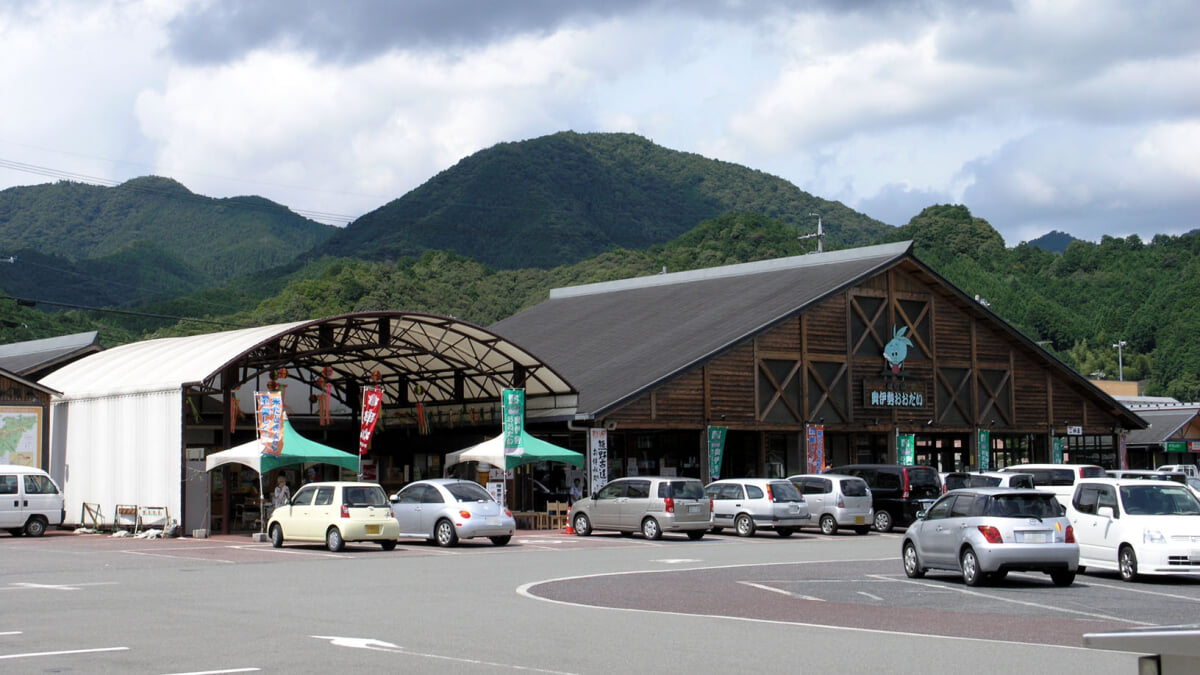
left=594, top=257, right=1137, bottom=477
left=0, top=368, right=56, bottom=470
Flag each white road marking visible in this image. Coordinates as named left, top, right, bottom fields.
left=652, top=559, right=700, bottom=564
left=311, top=636, right=579, bottom=673
left=738, top=581, right=825, bottom=601
left=1, top=582, right=119, bottom=592
left=0, top=632, right=20, bottom=636
left=867, top=574, right=1154, bottom=625
left=163, top=669, right=260, bottom=674
left=1080, top=578, right=1200, bottom=603
left=0, top=646, right=128, bottom=660
left=857, top=591, right=883, bottom=601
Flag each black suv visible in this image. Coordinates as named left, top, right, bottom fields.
left=825, top=464, right=942, bottom=532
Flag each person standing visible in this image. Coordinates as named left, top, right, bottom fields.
left=569, top=477, right=583, bottom=505
left=273, top=474, right=291, bottom=510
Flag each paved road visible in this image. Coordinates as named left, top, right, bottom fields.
left=3, top=527, right=1189, bottom=673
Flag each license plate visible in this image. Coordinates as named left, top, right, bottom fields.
left=486, top=517, right=501, bottom=526
left=688, top=504, right=701, bottom=513
left=788, top=504, right=800, bottom=514
left=365, top=524, right=381, bottom=535
left=1018, top=531, right=1048, bottom=543
left=855, top=516, right=865, bottom=525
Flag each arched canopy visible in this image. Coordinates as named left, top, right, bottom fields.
left=42, top=311, right=578, bottom=418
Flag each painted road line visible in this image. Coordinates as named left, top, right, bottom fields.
left=738, top=581, right=825, bottom=601
left=163, top=668, right=261, bottom=674
left=1, top=582, right=119, bottom=592
left=312, top=635, right=580, bottom=673
left=0, top=646, right=128, bottom=661
left=1080, top=578, right=1200, bottom=603
left=857, top=591, right=883, bottom=601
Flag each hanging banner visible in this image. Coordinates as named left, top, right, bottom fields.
left=502, top=388, right=525, bottom=456
left=977, top=429, right=991, bottom=472
left=255, top=391, right=284, bottom=456
left=806, top=424, right=825, bottom=474
left=358, top=386, right=384, bottom=455
left=1118, top=432, right=1128, bottom=469
left=1052, top=437, right=1064, bottom=464
left=897, top=433, right=915, bottom=465
left=707, top=426, right=728, bottom=480
left=589, top=428, right=608, bottom=494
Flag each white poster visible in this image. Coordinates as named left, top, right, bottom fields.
left=589, top=428, right=608, bottom=495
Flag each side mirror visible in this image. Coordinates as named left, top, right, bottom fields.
left=915, top=510, right=926, bottom=520
left=1097, top=505, right=1115, bottom=519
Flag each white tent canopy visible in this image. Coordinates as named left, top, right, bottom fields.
left=445, top=431, right=583, bottom=470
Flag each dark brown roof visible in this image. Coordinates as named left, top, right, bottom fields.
left=1124, top=408, right=1198, bottom=445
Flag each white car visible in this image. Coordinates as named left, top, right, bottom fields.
left=268, top=481, right=400, bottom=552
left=1067, top=478, right=1200, bottom=581
left=788, top=473, right=873, bottom=535
left=705, top=478, right=809, bottom=537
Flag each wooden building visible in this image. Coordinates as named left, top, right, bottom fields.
left=492, top=241, right=1146, bottom=482
left=0, top=367, right=58, bottom=470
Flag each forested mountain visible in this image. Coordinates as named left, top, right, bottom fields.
left=314, top=131, right=892, bottom=268
left=1027, top=230, right=1078, bottom=253
left=0, top=176, right=337, bottom=306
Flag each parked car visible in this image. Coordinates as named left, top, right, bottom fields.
left=390, top=478, right=516, bottom=547
left=1188, top=477, right=1200, bottom=500
left=0, top=464, right=65, bottom=537
left=1106, top=470, right=1189, bottom=485
left=943, top=471, right=1036, bottom=492
left=570, top=476, right=711, bottom=540
left=1156, top=464, right=1199, bottom=478
left=1067, top=478, right=1200, bottom=581
left=998, top=463, right=1106, bottom=503
left=825, top=464, right=941, bottom=532
left=902, top=487, right=1079, bottom=586
left=705, top=478, right=809, bottom=537
left=267, top=481, right=400, bottom=552
left=788, top=473, right=873, bottom=535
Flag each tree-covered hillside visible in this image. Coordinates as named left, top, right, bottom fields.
left=315, top=131, right=892, bottom=269
left=0, top=176, right=337, bottom=306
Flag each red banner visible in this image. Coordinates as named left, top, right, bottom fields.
left=358, top=386, right=383, bottom=455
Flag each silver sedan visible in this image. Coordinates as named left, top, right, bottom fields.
left=901, top=487, right=1078, bottom=586
left=389, top=478, right=516, bottom=547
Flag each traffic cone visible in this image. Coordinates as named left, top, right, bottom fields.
left=563, top=507, right=575, bottom=534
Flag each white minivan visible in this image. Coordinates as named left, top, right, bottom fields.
left=1, top=464, right=65, bottom=537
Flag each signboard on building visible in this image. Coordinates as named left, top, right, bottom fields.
left=863, top=379, right=930, bottom=410
left=707, top=426, right=728, bottom=480
left=806, top=424, right=825, bottom=474
left=1166, top=440, right=1188, bottom=453
left=1052, top=437, right=1064, bottom=463
left=977, top=429, right=990, bottom=472
left=502, top=389, right=524, bottom=456
left=898, top=433, right=915, bottom=465
left=589, top=428, right=608, bottom=494
left=1067, top=425, right=1083, bottom=436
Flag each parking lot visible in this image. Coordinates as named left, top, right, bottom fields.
left=2, top=527, right=1191, bottom=673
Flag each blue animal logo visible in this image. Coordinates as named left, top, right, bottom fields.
left=883, top=325, right=913, bottom=375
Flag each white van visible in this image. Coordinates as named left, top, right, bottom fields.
left=1, top=464, right=65, bottom=537
left=1156, top=464, right=1198, bottom=478
left=998, top=463, right=1106, bottom=504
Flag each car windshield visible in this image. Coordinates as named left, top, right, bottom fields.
left=840, top=479, right=869, bottom=496
left=665, top=480, right=705, bottom=500
left=768, top=481, right=803, bottom=502
left=446, top=482, right=494, bottom=503
left=985, top=493, right=1061, bottom=518
left=343, top=486, right=388, bottom=507
left=1120, top=485, right=1200, bottom=516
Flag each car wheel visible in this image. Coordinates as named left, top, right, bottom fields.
left=325, top=527, right=345, bottom=552
left=873, top=510, right=894, bottom=533
left=960, top=547, right=984, bottom=586
left=489, top=535, right=512, bottom=546
left=23, top=516, right=47, bottom=537
left=686, top=530, right=705, bottom=541
left=1119, top=545, right=1139, bottom=582
left=380, top=540, right=397, bottom=551
left=902, top=541, right=925, bottom=578
left=572, top=513, right=591, bottom=536
left=435, top=519, right=459, bottom=547
left=854, top=526, right=871, bottom=535
left=6, top=528, right=22, bottom=537
left=734, top=514, right=756, bottom=537
left=641, top=517, right=662, bottom=540
left=269, top=524, right=284, bottom=548
left=1050, top=570, right=1075, bottom=586
left=776, top=527, right=794, bottom=537
left=1077, top=565, right=1087, bottom=574
left=819, top=514, right=839, bottom=535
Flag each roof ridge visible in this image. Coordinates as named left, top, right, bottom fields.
left=549, top=241, right=913, bottom=299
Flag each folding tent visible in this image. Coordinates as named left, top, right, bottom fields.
left=444, top=430, right=583, bottom=470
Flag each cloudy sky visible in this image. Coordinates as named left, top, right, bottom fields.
left=1, top=0, right=1197, bottom=246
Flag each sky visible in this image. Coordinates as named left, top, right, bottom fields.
left=1, top=0, right=1198, bottom=246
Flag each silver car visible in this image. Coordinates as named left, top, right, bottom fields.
left=570, top=476, right=711, bottom=540
left=902, top=487, right=1079, bottom=586
left=705, top=478, right=809, bottom=537
left=389, top=478, right=516, bottom=547
left=788, top=473, right=873, bottom=535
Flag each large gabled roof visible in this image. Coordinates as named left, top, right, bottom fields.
left=0, top=331, right=101, bottom=379
left=491, top=242, right=911, bottom=417
left=40, top=312, right=577, bottom=416
left=1124, top=407, right=1199, bottom=445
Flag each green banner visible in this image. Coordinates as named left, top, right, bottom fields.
left=1052, top=437, right=1064, bottom=464
left=1165, top=440, right=1188, bottom=453
left=707, top=426, right=727, bottom=480
left=502, top=388, right=524, bottom=455
left=898, top=433, right=915, bottom=465
left=977, top=429, right=990, bottom=471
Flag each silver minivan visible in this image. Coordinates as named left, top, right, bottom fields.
left=569, top=476, right=711, bottom=540
left=1, top=464, right=65, bottom=537
left=788, top=473, right=874, bottom=535
left=705, top=478, right=809, bottom=537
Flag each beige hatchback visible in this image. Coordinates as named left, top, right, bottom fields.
left=267, top=481, right=400, bottom=552
left=570, top=476, right=711, bottom=540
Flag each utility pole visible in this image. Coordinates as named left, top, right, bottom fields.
left=1113, top=340, right=1127, bottom=381
left=798, top=213, right=824, bottom=253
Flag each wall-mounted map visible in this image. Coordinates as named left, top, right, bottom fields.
left=0, top=406, right=41, bottom=466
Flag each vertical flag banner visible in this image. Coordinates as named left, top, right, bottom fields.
left=255, top=391, right=284, bottom=456
left=358, top=386, right=384, bottom=455
left=897, top=433, right=916, bottom=465
left=806, top=424, right=825, bottom=474
left=589, top=428, right=608, bottom=494
left=1052, top=437, right=1064, bottom=464
left=977, top=429, right=991, bottom=471
left=1118, top=432, right=1128, bottom=470
left=707, top=425, right=728, bottom=480
left=502, top=388, right=525, bottom=456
